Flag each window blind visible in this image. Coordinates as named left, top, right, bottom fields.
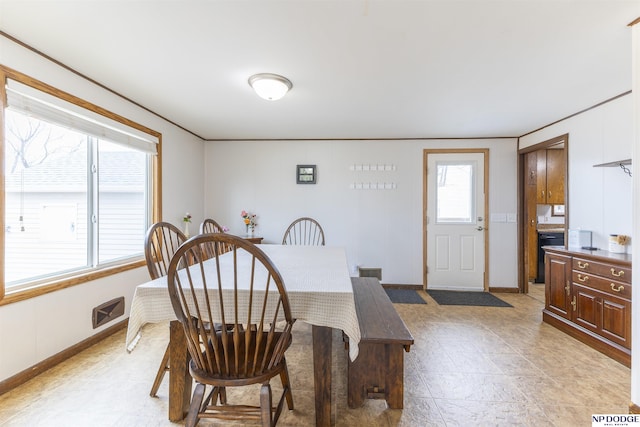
left=5, top=79, right=158, bottom=154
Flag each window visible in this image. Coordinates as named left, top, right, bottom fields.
left=435, top=161, right=476, bottom=224
left=1, top=67, right=161, bottom=302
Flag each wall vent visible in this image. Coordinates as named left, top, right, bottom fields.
left=92, top=297, right=125, bottom=329
left=358, top=267, right=382, bottom=281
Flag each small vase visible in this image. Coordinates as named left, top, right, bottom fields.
left=184, top=222, right=190, bottom=238
left=247, top=226, right=254, bottom=237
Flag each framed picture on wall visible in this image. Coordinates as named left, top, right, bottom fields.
left=297, top=165, right=316, bottom=184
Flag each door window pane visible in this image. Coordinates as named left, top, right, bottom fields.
left=435, top=161, right=476, bottom=223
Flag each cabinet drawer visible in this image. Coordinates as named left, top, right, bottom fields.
left=572, top=258, right=631, bottom=284
left=572, top=271, right=631, bottom=299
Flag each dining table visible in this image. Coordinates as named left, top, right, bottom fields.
left=125, top=244, right=361, bottom=427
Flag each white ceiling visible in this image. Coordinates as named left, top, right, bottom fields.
left=1, top=1, right=638, bottom=141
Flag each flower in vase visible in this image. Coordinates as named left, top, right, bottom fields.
left=240, top=210, right=258, bottom=229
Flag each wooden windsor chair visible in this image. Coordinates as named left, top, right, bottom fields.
left=199, top=218, right=231, bottom=257
left=167, top=233, right=295, bottom=426
left=199, top=218, right=225, bottom=234
left=281, top=217, right=325, bottom=246
left=144, top=221, right=187, bottom=398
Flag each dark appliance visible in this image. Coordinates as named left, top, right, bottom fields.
left=536, top=231, right=565, bottom=283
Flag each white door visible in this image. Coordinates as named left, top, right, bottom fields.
left=426, top=152, right=486, bottom=291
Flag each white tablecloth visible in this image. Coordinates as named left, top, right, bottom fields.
left=125, top=244, right=361, bottom=360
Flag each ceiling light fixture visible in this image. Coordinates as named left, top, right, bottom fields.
left=248, top=73, right=292, bottom=101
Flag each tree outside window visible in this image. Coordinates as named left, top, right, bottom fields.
left=4, top=99, right=150, bottom=288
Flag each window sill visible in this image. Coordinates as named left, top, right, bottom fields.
left=0, top=258, right=146, bottom=306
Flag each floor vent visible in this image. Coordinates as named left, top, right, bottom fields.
left=92, top=297, right=125, bottom=329
left=358, top=267, right=382, bottom=281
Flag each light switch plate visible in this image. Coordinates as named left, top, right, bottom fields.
left=491, top=213, right=507, bottom=223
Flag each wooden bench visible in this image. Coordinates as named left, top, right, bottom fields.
left=345, top=277, right=414, bottom=409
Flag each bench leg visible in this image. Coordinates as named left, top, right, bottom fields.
left=347, top=341, right=375, bottom=408
left=385, top=345, right=404, bottom=409
left=347, top=342, right=406, bottom=409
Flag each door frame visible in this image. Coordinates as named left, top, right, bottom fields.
left=423, top=148, right=490, bottom=291
left=517, top=134, right=569, bottom=293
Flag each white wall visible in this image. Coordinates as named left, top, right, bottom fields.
left=204, top=138, right=518, bottom=287
left=520, top=94, right=634, bottom=251
left=0, top=37, right=205, bottom=381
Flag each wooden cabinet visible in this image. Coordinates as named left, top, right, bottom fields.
left=536, top=149, right=565, bottom=204
left=572, top=283, right=631, bottom=348
left=572, top=257, right=631, bottom=349
left=544, top=251, right=572, bottom=320
left=543, top=248, right=631, bottom=366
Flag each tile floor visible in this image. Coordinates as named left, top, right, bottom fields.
left=0, top=283, right=631, bottom=426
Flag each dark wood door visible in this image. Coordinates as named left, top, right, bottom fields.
left=545, top=252, right=572, bottom=320
left=525, top=152, right=539, bottom=282
left=600, top=292, right=631, bottom=349
left=572, top=283, right=600, bottom=333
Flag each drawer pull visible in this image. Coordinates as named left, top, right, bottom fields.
left=610, top=268, right=624, bottom=278
left=565, top=281, right=570, bottom=296
left=571, top=296, right=576, bottom=311
left=577, top=274, right=589, bottom=282
left=577, top=261, right=589, bottom=269
left=610, top=283, right=625, bottom=293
